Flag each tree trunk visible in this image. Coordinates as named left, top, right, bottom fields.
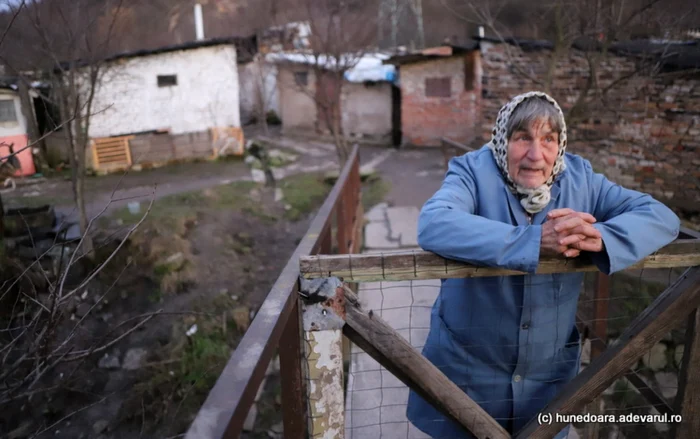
left=60, top=73, right=94, bottom=258
left=331, top=104, right=348, bottom=165
left=255, top=55, right=270, bottom=137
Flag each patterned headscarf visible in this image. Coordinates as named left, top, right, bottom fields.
left=488, top=91, right=568, bottom=214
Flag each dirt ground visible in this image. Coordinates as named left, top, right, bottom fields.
left=0, top=131, right=410, bottom=439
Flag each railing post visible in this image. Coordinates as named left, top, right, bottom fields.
left=279, top=288, right=308, bottom=439
left=337, top=186, right=348, bottom=254
left=320, top=221, right=333, bottom=255
left=591, top=273, right=610, bottom=358
left=672, top=307, right=700, bottom=438
left=584, top=272, right=610, bottom=439
left=299, top=277, right=346, bottom=438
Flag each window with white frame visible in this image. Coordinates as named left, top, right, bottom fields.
left=0, top=99, right=17, bottom=123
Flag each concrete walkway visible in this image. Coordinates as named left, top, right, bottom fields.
left=345, top=202, right=437, bottom=438
left=346, top=202, right=582, bottom=439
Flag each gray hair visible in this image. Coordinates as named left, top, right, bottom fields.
left=506, top=96, right=563, bottom=140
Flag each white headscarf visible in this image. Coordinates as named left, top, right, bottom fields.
left=488, top=91, right=568, bottom=214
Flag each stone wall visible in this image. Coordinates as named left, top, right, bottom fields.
left=399, top=52, right=481, bottom=147
left=479, top=41, right=700, bottom=213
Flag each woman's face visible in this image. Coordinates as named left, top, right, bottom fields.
left=507, top=118, right=559, bottom=189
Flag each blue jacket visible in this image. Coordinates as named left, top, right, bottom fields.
left=406, top=146, right=680, bottom=438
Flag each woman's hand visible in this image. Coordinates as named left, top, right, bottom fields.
left=541, top=208, right=603, bottom=258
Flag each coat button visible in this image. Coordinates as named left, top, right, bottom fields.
left=513, top=375, right=521, bottom=382
left=521, top=323, right=530, bottom=329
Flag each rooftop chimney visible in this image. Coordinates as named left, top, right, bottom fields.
left=194, top=3, right=205, bottom=41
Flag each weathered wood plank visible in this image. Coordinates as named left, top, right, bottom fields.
left=342, top=286, right=510, bottom=439
left=305, top=329, right=345, bottom=437
left=300, top=240, right=700, bottom=282
left=279, top=296, right=308, bottom=439
left=514, top=267, right=700, bottom=439
left=301, top=278, right=345, bottom=438
left=671, top=308, right=700, bottom=438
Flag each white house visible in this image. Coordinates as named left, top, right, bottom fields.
left=77, top=37, right=253, bottom=171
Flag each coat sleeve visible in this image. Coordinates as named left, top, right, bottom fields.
left=417, top=155, right=542, bottom=273
left=586, top=160, right=681, bottom=274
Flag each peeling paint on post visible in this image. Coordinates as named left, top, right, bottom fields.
left=299, top=277, right=346, bottom=438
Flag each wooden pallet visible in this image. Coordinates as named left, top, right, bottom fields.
left=91, top=135, right=133, bottom=170
left=210, top=127, right=245, bottom=157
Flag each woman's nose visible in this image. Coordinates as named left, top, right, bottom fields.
left=526, top=142, right=544, bottom=161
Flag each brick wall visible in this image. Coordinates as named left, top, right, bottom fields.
left=479, top=41, right=700, bottom=213
left=399, top=52, right=481, bottom=147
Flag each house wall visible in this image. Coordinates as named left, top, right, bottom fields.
left=129, top=131, right=213, bottom=165
left=238, top=61, right=280, bottom=125
left=399, top=53, right=481, bottom=147
left=479, top=41, right=700, bottom=211
left=341, top=81, right=392, bottom=141
left=277, top=66, right=317, bottom=133
left=0, top=91, right=27, bottom=137
left=88, top=44, right=241, bottom=138
left=0, top=90, right=35, bottom=176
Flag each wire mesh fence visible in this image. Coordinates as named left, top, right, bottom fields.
left=334, top=266, right=689, bottom=439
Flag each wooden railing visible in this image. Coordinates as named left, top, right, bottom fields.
left=185, top=144, right=363, bottom=439
left=440, top=136, right=475, bottom=168
left=299, top=231, right=700, bottom=438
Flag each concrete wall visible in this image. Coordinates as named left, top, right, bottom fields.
left=277, top=66, right=318, bottom=133
left=238, top=60, right=280, bottom=125
left=341, top=81, right=392, bottom=141
left=88, top=44, right=241, bottom=138
left=479, top=41, right=700, bottom=211
left=399, top=52, right=481, bottom=147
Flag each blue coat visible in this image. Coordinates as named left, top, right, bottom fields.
left=406, top=146, right=680, bottom=438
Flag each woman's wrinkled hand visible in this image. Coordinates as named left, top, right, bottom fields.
left=541, top=208, right=603, bottom=258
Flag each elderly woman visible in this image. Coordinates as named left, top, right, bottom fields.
left=406, top=91, right=680, bottom=438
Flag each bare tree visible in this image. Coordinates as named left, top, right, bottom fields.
left=441, top=0, right=697, bottom=120
left=283, top=0, right=378, bottom=164
left=1, top=0, right=138, bottom=256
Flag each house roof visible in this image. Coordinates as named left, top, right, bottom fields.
left=108, top=36, right=256, bottom=63
left=384, top=42, right=479, bottom=65
left=385, top=36, right=700, bottom=72
left=60, top=35, right=258, bottom=70
left=478, top=35, right=700, bottom=71
left=266, top=51, right=397, bottom=83
left=610, top=40, right=700, bottom=70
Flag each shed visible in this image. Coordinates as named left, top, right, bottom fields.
left=385, top=43, right=481, bottom=148
left=76, top=37, right=254, bottom=172
left=267, top=52, right=398, bottom=144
